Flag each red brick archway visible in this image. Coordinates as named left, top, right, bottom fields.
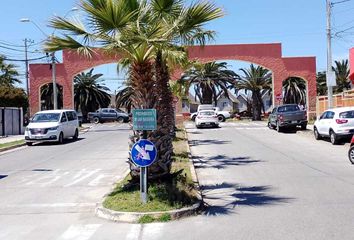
left=29, top=43, right=316, bottom=116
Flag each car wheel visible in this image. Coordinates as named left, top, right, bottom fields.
left=276, top=121, right=282, bottom=132
left=267, top=121, right=273, bottom=129
left=301, top=124, right=307, bottom=130
left=93, top=117, right=100, bottom=124
left=218, top=115, right=226, bottom=122
left=73, top=129, right=79, bottom=140
left=26, top=142, right=33, bottom=146
left=117, top=117, right=124, bottom=123
left=191, top=115, right=196, bottom=121
left=330, top=130, right=338, bottom=145
left=314, top=127, right=321, bottom=140
left=58, top=132, right=64, bottom=144
left=348, top=146, right=354, bottom=164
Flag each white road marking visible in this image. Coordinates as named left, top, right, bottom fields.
left=126, top=224, right=141, bottom=240
left=3, top=203, right=96, bottom=208
left=58, top=224, right=101, bottom=240
left=87, top=173, right=117, bottom=186
left=143, top=223, right=164, bottom=239
left=64, top=169, right=101, bottom=187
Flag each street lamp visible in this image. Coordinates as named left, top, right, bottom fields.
left=20, top=7, right=78, bottom=110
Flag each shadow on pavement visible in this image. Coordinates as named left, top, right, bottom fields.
left=34, top=137, right=84, bottom=146
left=201, top=182, right=294, bottom=216
left=192, top=155, right=263, bottom=170
left=189, top=139, right=231, bottom=146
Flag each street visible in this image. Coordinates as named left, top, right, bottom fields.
left=1, top=122, right=354, bottom=239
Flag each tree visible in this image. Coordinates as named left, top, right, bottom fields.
left=333, top=59, right=350, bottom=93
left=236, top=64, right=272, bottom=121
left=0, top=85, right=28, bottom=113
left=74, top=68, right=111, bottom=119
left=180, top=61, right=237, bottom=105
left=40, top=83, right=63, bottom=110
left=0, top=55, right=21, bottom=87
left=316, top=71, right=327, bottom=96
left=44, top=0, right=223, bottom=179
left=283, top=77, right=306, bottom=106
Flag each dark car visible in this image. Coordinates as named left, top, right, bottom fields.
left=268, top=104, right=308, bottom=132
left=88, top=108, right=129, bottom=124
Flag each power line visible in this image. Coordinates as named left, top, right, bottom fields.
left=3, top=55, right=48, bottom=62
left=0, top=44, right=40, bottom=54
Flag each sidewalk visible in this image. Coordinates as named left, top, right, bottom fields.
left=0, top=135, right=24, bottom=144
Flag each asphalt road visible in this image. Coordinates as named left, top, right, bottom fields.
left=1, top=121, right=353, bottom=240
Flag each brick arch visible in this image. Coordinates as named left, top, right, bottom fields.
left=29, top=43, right=316, bottom=116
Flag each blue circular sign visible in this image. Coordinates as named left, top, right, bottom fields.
left=131, top=139, right=157, bottom=167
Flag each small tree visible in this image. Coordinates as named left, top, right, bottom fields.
left=0, top=85, right=28, bottom=113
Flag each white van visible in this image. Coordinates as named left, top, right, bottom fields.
left=25, top=110, right=79, bottom=146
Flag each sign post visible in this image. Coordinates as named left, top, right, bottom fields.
left=131, top=109, right=157, bottom=204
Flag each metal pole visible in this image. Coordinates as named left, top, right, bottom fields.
left=140, top=130, right=148, bottom=204
left=326, top=0, right=334, bottom=109
left=24, top=39, right=29, bottom=95
left=51, top=52, right=58, bottom=110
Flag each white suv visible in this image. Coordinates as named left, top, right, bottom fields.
left=25, top=110, right=79, bottom=146
left=314, top=107, right=354, bottom=144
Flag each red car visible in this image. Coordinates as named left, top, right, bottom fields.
left=348, top=135, right=354, bottom=164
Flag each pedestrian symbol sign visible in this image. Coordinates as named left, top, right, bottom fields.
left=131, top=139, right=157, bottom=167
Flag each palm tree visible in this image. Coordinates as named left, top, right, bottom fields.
left=333, top=59, right=350, bottom=93
left=74, top=68, right=111, bottom=119
left=316, top=71, right=327, bottom=96
left=180, top=61, right=237, bottom=105
left=40, top=83, right=63, bottom=110
left=283, top=77, right=306, bottom=105
left=44, top=0, right=222, bottom=178
left=236, top=64, right=272, bottom=121
left=0, top=55, right=21, bottom=87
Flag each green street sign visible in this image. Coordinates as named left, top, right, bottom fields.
left=132, top=109, right=157, bottom=131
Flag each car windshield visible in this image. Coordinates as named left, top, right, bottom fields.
left=278, top=105, right=300, bottom=112
left=199, top=111, right=215, bottom=116
left=31, top=113, right=61, bottom=122
left=339, top=110, right=354, bottom=118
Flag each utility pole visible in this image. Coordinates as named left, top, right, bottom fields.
left=24, top=38, right=30, bottom=95
left=51, top=51, right=58, bottom=110
left=326, top=0, right=335, bottom=109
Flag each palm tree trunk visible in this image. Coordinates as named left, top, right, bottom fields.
left=202, top=86, right=213, bottom=104
left=252, top=91, right=262, bottom=121
left=148, top=50, right=174, bottom=179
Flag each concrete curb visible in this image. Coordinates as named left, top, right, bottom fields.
left=0, top=143, right=26, bottom=153
left=94, top=126, right=202, bottom=223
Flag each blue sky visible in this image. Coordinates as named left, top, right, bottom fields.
left=1, top=0, right=353, bottom=93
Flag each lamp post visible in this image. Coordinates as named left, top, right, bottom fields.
left=20, top=7, right=78, bottom=110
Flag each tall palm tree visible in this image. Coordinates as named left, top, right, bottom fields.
left=74, top=68, right=111, bottom=119
left=236, top=64, right=272, bottom=121
left=316, top=71, right=327, bottom=96
left=180, top=61, right=237, bottom=105
left=44, top=0, right=222, bottom=179
left=283, top=77, right=306, bottom=105
left=333, top=59, right=350, bottom=93
left=40, top=83, right=63, bottom=110
left=0, top=55, right=21, bottom=87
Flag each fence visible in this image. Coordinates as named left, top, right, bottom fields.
left=0, top=107, right=23, bottom=136
left=317, top=89, right=354, bottom=116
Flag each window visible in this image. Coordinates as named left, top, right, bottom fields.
left=66, top=111, right=74, bottom=121
left=61, top=112, right=67, bottom=122
left=109, top=109, right=116, bottom=113
left=223, top=102, right=228, bottom=107
left=339, top=111, right=354, bottom=119
left=278, top=105, right=300, bottom=113
left=323, top=111, right=335, bottom=119
left=272, top=108, right=277, bottom=114
left=102, top=109, right=108, bottom=113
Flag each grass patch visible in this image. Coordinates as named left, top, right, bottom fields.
left=138, top=215, right=155, bottom=224
left=103, top=125, right=197, bottom=213
left=0, top=140, right=25, bottom=150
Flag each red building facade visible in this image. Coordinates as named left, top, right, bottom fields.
left=350, top=48, right=354, bottom=83
left=29, top=43, right=317, bottom=116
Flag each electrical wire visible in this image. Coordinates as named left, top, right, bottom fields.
left=3, top=55, right=48, bottom=62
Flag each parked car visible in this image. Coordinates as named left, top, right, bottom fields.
left=314, top=107, right=354, bottom=145
left=25, top=110, right=79, bottom=146
left=348, top=135, right=354, bottom=164
left=195, top=110, right=219, bottom=128
left=268, top=104, right=307, bottom=132
left=88, top=108, right=129, bottom=124
left=191, top=105, right=231, bottom=122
